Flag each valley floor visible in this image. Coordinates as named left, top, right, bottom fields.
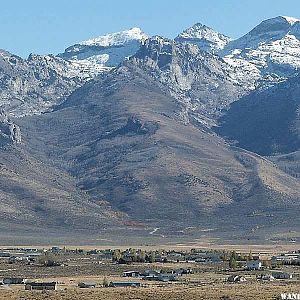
left=0, top=251, right=299, bottom=300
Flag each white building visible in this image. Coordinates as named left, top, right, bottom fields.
left=246, top=260, right=262, bottom=270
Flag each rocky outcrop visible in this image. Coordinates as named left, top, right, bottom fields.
left=0, top=50, right=85, bottom=117
left=0, top=109, right=21, bottom=146
left=130, top=36, right=247, bottom=127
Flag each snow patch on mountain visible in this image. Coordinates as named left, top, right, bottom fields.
left=58, top=28, right=148, bottom=76
left=221, top=16, right=300, bottom=79
left=80, top=27, right=147, bottom=47
left=175, top=23, right=231, bottom=53
left=0, top=29, right=149, bottom=117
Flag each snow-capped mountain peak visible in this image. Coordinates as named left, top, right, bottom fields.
left=219, top=16, right=300, bottom=88
left=57, top=27, right=148, bottom=78
left=251, top=16, right=297, bottom=35
left=176, top=22, right=224, bottom=39
left=225, top=16, right=300, bottom=51
left=79, top=27, right=147, bottom=47
left=175, top=22, right=231, bottom=53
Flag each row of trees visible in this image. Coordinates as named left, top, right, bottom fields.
left=220, top=250, right=253, bottom=269
left=221, top=250, right=253, bottom=262
left=38, top=252, right=61, bottom=267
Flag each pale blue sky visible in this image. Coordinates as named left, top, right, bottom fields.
left=1, top=0, right=299, bottom=58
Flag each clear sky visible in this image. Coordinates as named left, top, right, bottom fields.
left=2, top=0, right=300, bottom=58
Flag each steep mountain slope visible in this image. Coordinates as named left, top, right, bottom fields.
left=0, top=146, right=123, bottom=231
left=58, top=28, right=147, bottom=76
left=215, top=73, right=300, bottom=156
left=0, top=104, right=123, bottom=234
left=14, top=54, right=300, bottom=239
left=175, top=23, right=231, bottom=53
left=0, top=50, right=86, bottom=117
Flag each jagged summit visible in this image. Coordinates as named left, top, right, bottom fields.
left=175, top=22, right=231, bottom=53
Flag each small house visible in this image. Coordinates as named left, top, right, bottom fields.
left=2, top=277, right=26, bottom=284
left=0, top=252, right=10, bottom=258
left=78, top=282, right=96, bottom=288
left=246, top=260, right=262, bottom=270
left=123, top=271, right=140, bottom=277
left=109, top=281, right=141, bottom=287
left=142, top=270, right=160, bottom=277
left=8, top=256, right=29, bottom=263
left=142, top=273, right=177, bottom=282
left=25, top=282, right=57, bottom=290
left=157, top=274, right=177, bottom=282
left=272, top=272, right=292, bottom=279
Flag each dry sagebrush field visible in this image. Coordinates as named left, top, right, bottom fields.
left=0, top=282, right=299, bottom=300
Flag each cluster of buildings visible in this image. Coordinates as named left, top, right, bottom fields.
left=255, top=271, right=293, bottom=282
left=226, top=258, right=294, bottom=284
left=227, top=270, right=293, bottom=284
left=0, top=278, right=142, bottom=290
left=0, top=248, right=42, bottom=264
left=123, top=268, right=193, bottom=282
left=0, top=247, right=297, bottom=290
left=109, top=248, right=223, bottom=264
left=0, top=278, right=57, bottom=290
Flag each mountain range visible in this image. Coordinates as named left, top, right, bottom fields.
left=1, top=16, right=300, bottom=244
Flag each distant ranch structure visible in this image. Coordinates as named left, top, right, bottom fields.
left=25, top=282, right=57, bottom=290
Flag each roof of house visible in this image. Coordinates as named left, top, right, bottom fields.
left=26, top=282, right=57, bottom=286
left=110, top=281, right=141, bottom=285
left=123, top=271, right=140, bottom=274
